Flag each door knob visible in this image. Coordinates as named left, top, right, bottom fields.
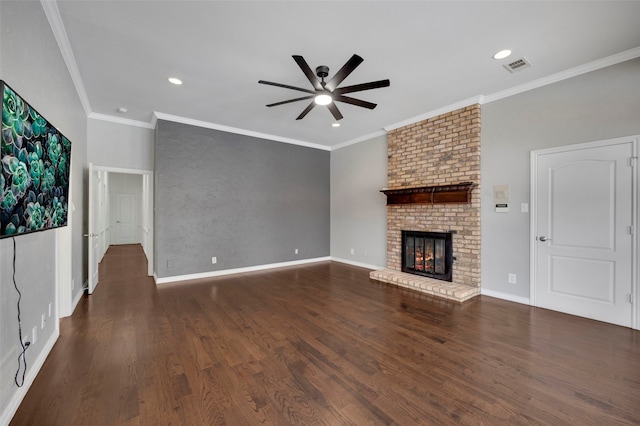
left=538, top=236, right=551, bottom=242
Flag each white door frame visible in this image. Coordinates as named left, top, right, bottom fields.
left=88, top=163, right=99, bottom=293
left=87, top=165, right=154, bottom=280
left=530, top=135, right=639, bottom=330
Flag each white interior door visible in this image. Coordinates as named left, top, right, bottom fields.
left=533, top=138, right=635, bottom=327
left=114, top=193, right=136, bottom=244
left=87, top=163, right=99, bottom=294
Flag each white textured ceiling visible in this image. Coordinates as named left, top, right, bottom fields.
left=54, top=1, right=640, bottom=148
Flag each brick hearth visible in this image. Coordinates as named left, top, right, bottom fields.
left=370, top=269, right=480, bottom=302
left=370, top=104, right=481, bottom=302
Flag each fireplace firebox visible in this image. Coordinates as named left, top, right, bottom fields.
left=401, top=230, right=453, bottom=281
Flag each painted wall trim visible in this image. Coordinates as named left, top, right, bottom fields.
left=331, top=130, right=388, bottom=151
left=39, top=3, right=640, bottom=155
left=154, top=256, right=332, bottom=284
left=71, top=282, right=84, bottom=314
left=383, top=96, right=484, bottom=132
left=330, top=257, right=383, bottom=271
left=0, top=330, right=59, bottom=426
left=40, top=0, right=92, bottom=116
left=89, top=112, right=154, bottom=129
left=152, top=112, right=331, bottom=151
left=382, top=47, right=640, bottom=135
left=87, top=165, right=153, bottom=175
left=483, top=46, right=640, bottom=105
left=481, top=288, right=531, bottom=306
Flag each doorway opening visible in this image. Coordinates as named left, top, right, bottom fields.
left=87, top=164, right=153, bottom=294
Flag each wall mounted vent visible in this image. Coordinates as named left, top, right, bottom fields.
left=504, top=57, right=531, bottom=73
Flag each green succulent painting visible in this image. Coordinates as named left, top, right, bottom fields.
left=1, top=81, right=72, bottom=237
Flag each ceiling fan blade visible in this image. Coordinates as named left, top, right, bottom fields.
left=292, top=55, right=323, bottom=91
left=333, top=79, right=390, bottom=95
left=327, top=103, right=344, bottom=121
left=259, top=80, right=316, bottom=94
left=266, top=95, right=315, bottom=107
left=296, top=101, right=317, bottom=120
left=325, top=54, right=364, bottom=91
left=335, top=95, right=377, bottom=110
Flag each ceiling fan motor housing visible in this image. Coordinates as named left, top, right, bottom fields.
left=315, top=65, right=329, bottom=79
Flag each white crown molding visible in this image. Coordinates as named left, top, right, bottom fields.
left=383, top=96, right=485, bottom=132
left=331, top=130, right=388, bottom=151
left=482, top=46, right=640, bottom=105
left=382, top=46, right=640, bottom=134
left=88, top=112, right=154, bottom=129
left=41, top=0, right=92, bottom=117
left=153, top=112, right=331, bottom=151
left=37, top=5, right=640, bottom=152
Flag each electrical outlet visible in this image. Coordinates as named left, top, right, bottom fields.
left=32, top=327, right=37, bottom=345
left=211, top=256, right=217, bottom=264
left=167, top=260, right=174, bottom=268
left=294, top=248, right=298, bottom=255
left=350, top=248, right=355, bottom=255
left=508, top=273, right=517, bottom=284
left=48, top=302, right=52, bottom=318
left=41, top=314, right=46, bottom=329
left=72, top=279, right=75, bottom=290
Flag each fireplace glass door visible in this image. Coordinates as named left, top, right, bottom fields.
left=402, top=231, right=452, bottom=281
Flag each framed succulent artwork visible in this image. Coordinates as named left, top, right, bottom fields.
left=1, top=80, right=72, bottom=238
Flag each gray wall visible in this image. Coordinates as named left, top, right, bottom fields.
left=88, top=118, right=154, bottom=171
left=154, top=120, right=330, bottom=278
left=0, top=1, right=87, bottom=421
left=481, top=58, right=640, bottom=299
left=330, top=136, right=387, bottom=268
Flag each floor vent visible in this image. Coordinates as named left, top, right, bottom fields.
left=504, top=57, right=532, bottom=73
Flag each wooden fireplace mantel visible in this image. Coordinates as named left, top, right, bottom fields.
left=380, top=182, right=477, bottom=205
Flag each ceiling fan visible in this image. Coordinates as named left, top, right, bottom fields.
left=258, top=54, right=390, bottom=121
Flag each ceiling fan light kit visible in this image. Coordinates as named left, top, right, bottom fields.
left=259, top=54, right=390, bottom=121
left=314, top=94, right=332, bottom=105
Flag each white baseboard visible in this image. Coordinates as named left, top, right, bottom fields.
left=154, top=256, right=332, bottom=284
left=1, top=329, right=59, bottom=426
left=481, top=288, right=531, bottom=305
left=330, top=257, right=384, bottom=271
left=71, top=282, right=85, bottom=313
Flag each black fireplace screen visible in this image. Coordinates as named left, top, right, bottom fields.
left=401, top=230, right=453, bottom=281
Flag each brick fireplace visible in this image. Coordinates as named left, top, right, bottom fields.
left=370, top=104, right=481, bottom=302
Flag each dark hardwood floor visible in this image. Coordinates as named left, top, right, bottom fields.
left=11, top=245, right=640, bottom=425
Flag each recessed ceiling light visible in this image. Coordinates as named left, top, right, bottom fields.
left=493, top=49, right=512, bottom=60
left=332, top=122, right=341, bottom=128
left=168, top=77, right=183, bottom=85
left=117, top=107, right=128, bottom=113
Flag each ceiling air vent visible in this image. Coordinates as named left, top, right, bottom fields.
left=504, top=57, right=531, bottom=73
